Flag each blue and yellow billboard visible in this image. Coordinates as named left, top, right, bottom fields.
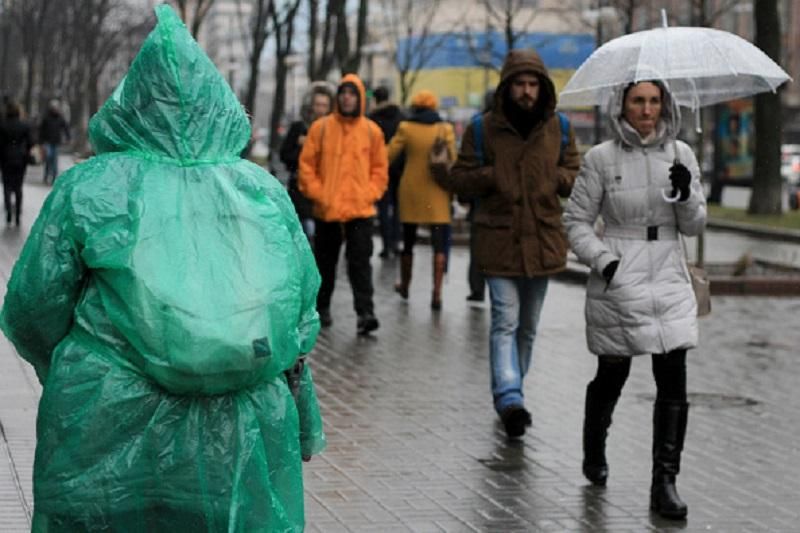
left=397, top=31, right=595, bottom=108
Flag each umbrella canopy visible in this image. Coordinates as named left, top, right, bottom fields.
left=558, top=25, right=791, bottom=110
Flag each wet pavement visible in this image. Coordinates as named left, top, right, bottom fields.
left=2, top=162, right=800, bottom=532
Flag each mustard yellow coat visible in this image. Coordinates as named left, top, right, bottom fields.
left=388, top=120, right=456, bottom=224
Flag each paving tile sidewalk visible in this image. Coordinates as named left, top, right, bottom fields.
left=1, top=164, right=800, bottom=532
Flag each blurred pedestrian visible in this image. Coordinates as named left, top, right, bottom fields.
left=387, top=90, right=455, bottom=310
left=368, top=86, right=405, bottom=258
left=464, top=89, right=495, bottom=302
left=280, top=81, right=335, bottom=240
left=431, top=49, right=579, bottom=438
left=299, top=74, right=388, bottom=335
left=0, top=101, right=34, bottom=226
left=38, top=99, right=70, bottom=184
left=0, top=6, right=325, bottom=530
left=563, top=80, right=706, bottom=520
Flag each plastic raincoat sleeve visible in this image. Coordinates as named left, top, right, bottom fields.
left=0, top=181, right=84, bottom=383
left=298, top=363, right=326, bottom=457
left=367, top=122, right=389, bottom=201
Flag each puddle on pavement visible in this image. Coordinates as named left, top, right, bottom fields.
left=636, top=392, right=759, bottom=408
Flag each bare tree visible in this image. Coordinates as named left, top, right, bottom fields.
left=5, top=0, right=52, bottom=114
left=306, top=0, right=369, bottom=80
left=381, top=0, right=448, bottom=105
left=241, top=0, right=275, bottom=118
left=172, top=0, right=216, bottom=38
left=749, top=0, right=783, bottom=215
left=268, top=0, right=302, bottom=165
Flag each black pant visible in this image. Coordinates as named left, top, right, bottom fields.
left=314, top=218, right=375, bottom=315
left=589, top=350, right=687, bottom=404
left=402, top=223, right=448, bottom=255
left=2, top=170, right=23, bottom=222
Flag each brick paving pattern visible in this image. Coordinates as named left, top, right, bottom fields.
left=2, top=167, right=799, bottom=532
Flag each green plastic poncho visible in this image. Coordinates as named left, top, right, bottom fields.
left=0, top=5, right=325, bottom=532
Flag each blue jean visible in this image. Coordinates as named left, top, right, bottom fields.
left=43, top=143, right=58, bottom=182
left=487, top=276, right=549, bottom=414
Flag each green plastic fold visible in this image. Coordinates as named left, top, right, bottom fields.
left=0, top=5, right=324, bottom=531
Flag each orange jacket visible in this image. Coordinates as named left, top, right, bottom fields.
left=298, top=74, right=388, bottom=222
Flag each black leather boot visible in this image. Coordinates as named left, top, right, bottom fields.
left=582, top=382, right=619, bottom=486
left=394, top=253, right=413, bottom=299
left=650, top=401, right=689, bottom=519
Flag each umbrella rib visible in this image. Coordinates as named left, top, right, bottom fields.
left=706, top=32, right=740, bottom=78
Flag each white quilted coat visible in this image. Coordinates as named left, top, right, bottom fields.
left=563, top=85, right=706, bottom=356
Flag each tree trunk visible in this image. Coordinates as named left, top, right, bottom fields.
left=269, top=57, right=289, bottom=167
left=307, top=0, right=318, bottom=79
left=749, top=0, right=783, bottom=215
left=243, top=0, right=271, bottom=118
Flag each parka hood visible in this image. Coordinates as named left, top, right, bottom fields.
left=88, top=5, right=250, bottom=163
left=494, top=49, right=557, bottom=118
left=335, top=73, right=367, bottom=117
left=606, top=80, right=682, bottom=148
left=300, top=80, right=336, bottom=124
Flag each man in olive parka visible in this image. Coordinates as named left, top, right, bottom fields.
left=0, top=6, right=324, bottom=532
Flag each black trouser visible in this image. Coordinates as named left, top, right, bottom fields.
left=314, top=218, right=375, bottom=315
left=402, top=223, right=448, bottom=255
left=2, top=170, right=23, bottom=222
left=589, top=349, right=687, bottom=404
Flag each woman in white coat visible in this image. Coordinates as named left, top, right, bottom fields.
left=563, top=80, right=706, bottom=520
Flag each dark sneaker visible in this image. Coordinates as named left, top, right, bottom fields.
left=318, top=309, right=333, bottom=328
left=466, top=293, right=484, bottom=302
left=500, top=406, right=532, bottom=439
left=356, top=312, right=379, bottom=335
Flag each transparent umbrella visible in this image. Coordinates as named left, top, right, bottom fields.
left=559, top=11, right=792, bottom=267
left=558, top=12, right=791, bottom=111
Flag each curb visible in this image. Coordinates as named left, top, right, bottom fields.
left=706, top=218, right=800, bottom=244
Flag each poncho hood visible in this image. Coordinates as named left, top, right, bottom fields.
left=88, top=5, right=250, bottom=163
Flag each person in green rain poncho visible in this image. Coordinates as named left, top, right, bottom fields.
left=0, top=5, right=325, bottom=532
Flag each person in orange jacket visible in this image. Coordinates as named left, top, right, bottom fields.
left=299, top=74, right=388, bottom=335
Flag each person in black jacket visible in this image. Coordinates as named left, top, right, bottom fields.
left=368, top=86, right=405, bottom=258
left=279, top=82, right=334, bottom=240
left=38, top=99, right=70, bottom=184
left=0, top=102, right=34, bottom=226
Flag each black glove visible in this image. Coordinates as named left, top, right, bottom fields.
left=669, top=163, right=691, bottom=201
left=602, top=260, right=619, bottom=284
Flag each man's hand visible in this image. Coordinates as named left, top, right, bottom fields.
left=298, top=135, right=307, bottom=146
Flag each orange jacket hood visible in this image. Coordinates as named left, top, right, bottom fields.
left=334, top=73, right=367, bottom=117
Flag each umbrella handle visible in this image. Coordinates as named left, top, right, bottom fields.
left=661, top=187, right=681, bottom=203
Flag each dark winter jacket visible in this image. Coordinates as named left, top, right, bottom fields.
left=369, top=102, right=405, bottom=181
left=38, top=111, right=70, bottom=146
left=279, top=120, right=313, bottom=219
left=0, top=118, right=34, bottom=174
left=433, top=49, right=580, bottom=277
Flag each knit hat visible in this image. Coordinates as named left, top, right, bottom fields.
left=411, top=90, right=438, bottom=110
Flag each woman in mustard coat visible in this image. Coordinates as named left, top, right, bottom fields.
left=387, top=90, right=456, bottom=309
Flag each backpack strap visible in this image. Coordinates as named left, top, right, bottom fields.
left=470, top=113, right=485, bottom=166
left=557, top=111, right=570, bottom=163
